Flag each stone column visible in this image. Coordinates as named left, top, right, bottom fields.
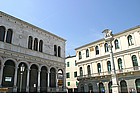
left=47, top=70, right=50, bottom=92
left=63, top=69, right=66, bottom=92
left=0, top=64, right=4, bottom=87
left=26, top=68, right=30, bottom=93
left=13, top=66, right=18, bottom=92
left=56, top=70, right=58, bottom=92
left=37, top=68, right=41, bottom=93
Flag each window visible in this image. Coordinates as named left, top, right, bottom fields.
left=132, top=55, right=138, bottom=68
left=75, top=60, right=77, bottom=66
left=118, top=58, right=123, bottom=70
left=97, top=63, right=101, bottom=73
left=87, top=65, right=91, bottom=75
left=67, top=82, right=70, bottom=86
left=76, top=81, right=78, bottom=87
left=74, top=72, right=77, bottom=77
left=79, top=51, right=82, bottom=59
left=128, top=35, right=134, bottom=46
left=58, top=46, right=61, bottom=57
left=6, top=29, right=13, bottom=43
left=104, top=43, right=109, bottom=52
left=66, top=73, right=70, bottom=78
left=107, top=61, right=111, bottom=72
left=54, top=45, right=57, bottom=56
left=114, top=39, right=119, bottom=49
left=34, top=38, right=38, bottom=51
left=86, top=49, right=89, bottom=57
left=0, top=26, right=6, bottom=42
left=39, top=40, right=43, bottom=52
left=28, top=36, right=33, bottom=49
left=67, top=62, right=70, bottom=67
left=80, top=67, right=83, bottom=76
left=95, top=46, right=99, bottom=55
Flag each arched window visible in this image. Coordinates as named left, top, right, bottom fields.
left=114, top=39, right=119, bottom=49
left=6, top=29, right=13, bottom=43
left=99, top=82, right=105, bottom=93
left=79, top=51, right=82, bottom=59
left=87, top=65, right=91, bottom=75
left=80, top=67, right=83, bottom=76
left=50, top=67, right=56, bottom=87
left=28, top=36, right=33, bottom=49
left=127, top=35, right=134, bottom=46
left=108, top=81, right=112, bottom=93
left=104, top=43, right=109, bottom=52
left=120, top=80, right=128, bottom=93
left=118, top=58, right=123, bottom=70
left=86, top=49, right=89, bottom=57
left=132, top=55, right=138, bottom=69
left=95, top=46, right=99, bottom=55
left=0, top=26, right=6, bottom=42
left=54, top=45, right=57, bottom=56
left=80, top=84, right=84, bottom=92
left=135, top=79, right=140, bottom=93
left=97, top=63, right=101, bottom=73
left=107, top=61, right=111, bottom=72
left=39, top=40, right=43, bottom=52
left=58, top=46, right=61, bottom=57
left=88, top=83, right=93, bottom=93
left=34, top=38, right=38, bottom=51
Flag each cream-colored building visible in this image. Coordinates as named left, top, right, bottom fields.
left=75, top=25, right=140, bottom=93
left=66, top=55, right=78, bottom=92
left=0, top=11, right=66, bottom=93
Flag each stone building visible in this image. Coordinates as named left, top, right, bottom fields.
left=75, top=25, right=140, bottom=93
left=0, top=11, right=66, bottom=93
left=66, top=55, right=78, bottom=92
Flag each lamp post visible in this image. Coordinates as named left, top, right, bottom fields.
left=102, top=29, right=119, bottom=93
left=20, top=64, right=25, bottom=92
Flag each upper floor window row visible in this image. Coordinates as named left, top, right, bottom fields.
left=54, top=45, right=61, bottom=57
left=0, top=26, right=13, bottom=44
left=28, top=36, right=43, bottom=52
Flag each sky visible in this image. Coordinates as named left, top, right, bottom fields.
left=1, top=0, right=140, bottom=56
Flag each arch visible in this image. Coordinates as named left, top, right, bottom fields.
left=95, top=46, right=99, bottom=55
left=17, top=63, right=28, bottom=92
left=86, top=49, right=89, bottom=57
left=6, top=29, right=13, bottom=43
left=54, top=45, right=57, bottom=56
left=118, top=58, right=123, bottom=70
left=0, top=26, right=6, bottom=42
left=2, top=60, right=15, bottom=88
left=28, top=36, right=33, bottom=49
left=99, top=82, right=105, bottom=93
left=40, top=66, right=48, bottom=92
left=135, top=79, right=140, bottom=93
left=50, top=67, right=56, bottom=88
left=39, top=40, right=43, bottom=52
left=120, top=80, right=128, bottom=93
left=80, top=84, right=84, bottom=92
left=104, top=43, right=109, bottom=52
left=127, top=35, right=134, bottom=46
left=97, top=63, right=101, bottom=73
left=29, top=64, right=38, bottom=92
left=132, top=55, right=138, bottom=69
left=79, top=67, right=83, bottom=76
left=34, top=38, right=38, bottom=51
left=58, top=46, right=61, bottom=57
left=79, top=51, right=82, bottom=59
left=108, top=81, right=112, bottom=93
left=107, top=61, right=111, bottom=72
left=114, top=39, right=119, bottom=49
left=88, top=83, right=93, bottom=93
left=87, top=65, right=91, bottom=75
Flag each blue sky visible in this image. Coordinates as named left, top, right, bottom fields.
left=1, top=0, right=140, bottom=56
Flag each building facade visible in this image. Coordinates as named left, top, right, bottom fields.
left=75, top=25, right=140, bottom=93
left=0, top=11, right=66, bottom=93
left=66, top=55, right=78, bottom=92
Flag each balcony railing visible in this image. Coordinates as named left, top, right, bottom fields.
left=77, top=66, right=140, bottom=80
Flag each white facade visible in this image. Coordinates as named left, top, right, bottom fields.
left=66, top=55, right=78, bottom=92
left=0, top=11, right=66, bottom=92
left=75, top=25, right=140, bottom=93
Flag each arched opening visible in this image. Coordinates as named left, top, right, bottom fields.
left=95, top=46, right=99, bottom=55
left=114, top=39, right=119, bottom=49
left=120, top=80, right=128, bottom=93
left=88, top=83, right=93, bottom=93
left=80, top=84, right=84, bottom=92
left=80, top=67, right=83, bottom=76
left=40, top=66, right=48, bottom=92
left=17, top=63, right=27, bottom=92
left=99, top=82, right=105, bottom=93
left=28, top=36, right=33, bottom=49
left=2, top=60, right=15, bottom=89
left=104, top=43, right=109, bottom=52
left=29, top=64, right=38, bottom=92
left=108, top=81, right=112, bottom=93
left=58, top=46, right=61, bottom=57
left=54, top=45, right=57, bottom=56
left=97, top=63, right=101, bottom=73
left=0, top=26, right=6, bottom=42
left=127, top=35, right=134, bottom=46
left=50, top=67, right=56, bottom=88
left=107, top=61, right=111, bottom=73
left=39, top=40, right=43, bottom=52
left=87, top=65, right=91, bottom=75
left=135, top=79, right=140, bottom=93
left=34, top=38, right=38, bottom=51
left=132, top=55, right=138, bottom=70
left=6, top=29, right=13, bottom=43
left=118, top=58, right=123, bottom=71
left=86, top=49, right=89, bottom=57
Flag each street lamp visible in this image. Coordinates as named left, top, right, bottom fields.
left=102, top=29, right=119, bottom=93
left=20, top=64, right=25, bottom=92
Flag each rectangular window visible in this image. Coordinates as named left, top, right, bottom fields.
left=76, top=81, right=78, bottom=87
left=67, top=82, right=70, bottom=86
left=74, top=72, right=77, bottom=77
left=66, top=73, right=70, bottom=78
left=67, top=62, right=70, bottom=67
